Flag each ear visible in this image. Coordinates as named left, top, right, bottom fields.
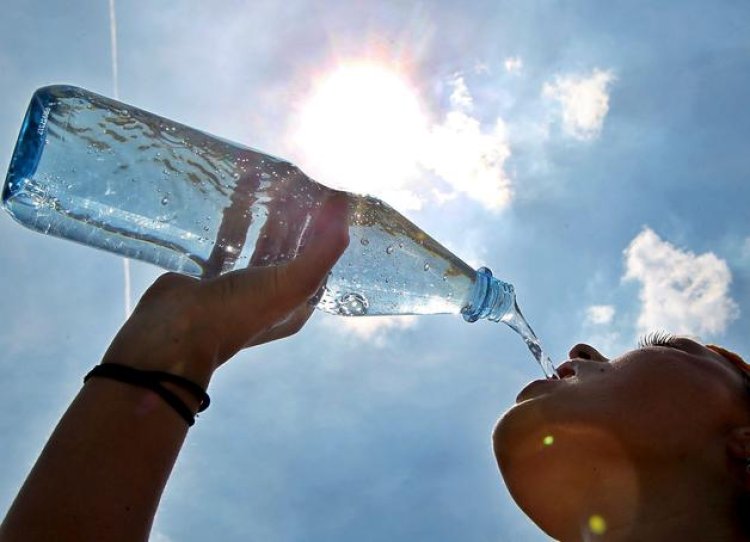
left=727, top=426, right=750, bottom=489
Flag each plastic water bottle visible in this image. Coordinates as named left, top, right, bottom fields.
left=2, top=85, right=557, bottom=377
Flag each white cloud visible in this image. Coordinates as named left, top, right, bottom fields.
left=623, top=228, right=739, bottom=336
left=419, top=76, right=513, bottom=212
left=542, top=69, right=615, bottom=140
left=292, top=70, right=514, bottom=214
left=473, top=61, right=490, bottom=75
left=448, top=74, right=473, bottom=110
left=504, top=56, right=523, bottom=74
left=321, top=315, right=418, bottom=347
left=585, top=304, right=615, bottom=325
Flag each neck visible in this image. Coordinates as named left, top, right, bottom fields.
left=583, top=465, right=745, bottom=542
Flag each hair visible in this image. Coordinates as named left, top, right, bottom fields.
left=706, top=345, right=750, bottom=377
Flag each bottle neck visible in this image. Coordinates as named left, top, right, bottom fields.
left=462, top=267, right=516, bottom=323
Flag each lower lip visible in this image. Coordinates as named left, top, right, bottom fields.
left=516, top=378, right=564, bottom=402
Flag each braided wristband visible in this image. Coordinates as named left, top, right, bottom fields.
left=84, top=363, right=211, bottom=426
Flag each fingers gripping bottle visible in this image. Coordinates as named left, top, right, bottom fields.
left=2, top=86, right=557, bottom=378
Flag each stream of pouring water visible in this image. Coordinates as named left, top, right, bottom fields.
left=502, top=300, right=559, bottom=379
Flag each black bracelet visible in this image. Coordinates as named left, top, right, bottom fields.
left=84, top=363, right=211, bottom=427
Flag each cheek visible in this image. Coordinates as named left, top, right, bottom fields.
left=605, top=363, right=728, bottom=450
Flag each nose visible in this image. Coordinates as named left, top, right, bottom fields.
left=568, top=343, right=609, bottom=363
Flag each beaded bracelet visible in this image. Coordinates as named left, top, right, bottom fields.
left=84, top=363, right=210, bottom=426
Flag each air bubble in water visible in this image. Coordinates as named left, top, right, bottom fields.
left=360, top=238, right=370, bottom=246
left=423, top=262, right=430, bottom=271
left=386, top=245, right=394, bottom=254
left=160, top=196, right=169, bottom=205
left=337, top=293, right=368, bottom=316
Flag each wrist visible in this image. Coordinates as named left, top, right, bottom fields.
left=84, top=363, right=211, bottom=426
left=100, top=350, right=216, bottom=390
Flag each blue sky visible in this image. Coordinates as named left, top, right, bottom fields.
left=1, top=0, right=749, bottom=540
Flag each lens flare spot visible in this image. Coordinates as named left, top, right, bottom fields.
left=542, top=435, right=554, bottom=446
left=588, top=514, right=607, bottom=535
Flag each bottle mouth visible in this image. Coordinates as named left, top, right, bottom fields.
left=3, top=90, right=50, bottom=206
left=462, top=266, right=515, bottom=323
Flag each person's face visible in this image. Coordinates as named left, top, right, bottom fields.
left=493, top=337, right=750, bottom=540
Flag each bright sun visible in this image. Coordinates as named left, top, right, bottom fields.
left=294, top=63, right=427, bottom=203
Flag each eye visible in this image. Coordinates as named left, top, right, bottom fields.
left=638, top=331, right=679, bottom=348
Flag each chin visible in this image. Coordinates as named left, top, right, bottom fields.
left=492, top=404, right=641, bottom=542
left=492, top=397, right=548, bottom=469
left=492, top=415, right=584, bottom=541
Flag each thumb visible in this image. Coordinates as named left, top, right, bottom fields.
left=275, top=192, right=350, bottom=304
left=207, top=192, right=349, bottom=320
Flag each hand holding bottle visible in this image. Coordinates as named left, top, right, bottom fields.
left=101, top=194, right=349, bottom=388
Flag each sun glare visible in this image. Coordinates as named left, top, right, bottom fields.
left=293, top=63, right=427, bottom=203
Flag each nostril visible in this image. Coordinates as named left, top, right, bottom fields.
left=568, top=343, right=609, bottom=363
left=568, top=343, right=592, bottom=360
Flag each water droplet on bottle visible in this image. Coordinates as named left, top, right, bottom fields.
left=360, top=238, right=370, bottom=246
left=161, top=196, right=169, bottom=205
left=337, top=293, right=369, bottom=316
left=386, top=245, right=394, bottom=254
left=423, top=262, right=430, bottom=271
left=398, top=242, right=404, bottom=249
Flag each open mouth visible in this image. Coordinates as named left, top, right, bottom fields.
left=555, top=361, right=577, bottom=379
left=515, top=361, right=577, bottom=403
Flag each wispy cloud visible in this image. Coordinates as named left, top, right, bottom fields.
left=504, top=56, right=523, bottom=74
left=447, top=75, right=473, bottom=110
left=543, top=69, right=615, bottom=140
left=584, top=304, right=615, bottom=326
left=623, top=228, right=739, bottom=336
left=291, top=70, right=514, bottom=214
left=742, top=237, right=750, bottom=262
left=321, top=315, right=418, bottom=347
left=419, top=75, right=513, bottom=212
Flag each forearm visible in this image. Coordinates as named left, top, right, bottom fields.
left=0, top=377, right=204, bottom=542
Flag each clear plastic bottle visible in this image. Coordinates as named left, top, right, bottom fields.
left=2, top=86, right=556, bottom=376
